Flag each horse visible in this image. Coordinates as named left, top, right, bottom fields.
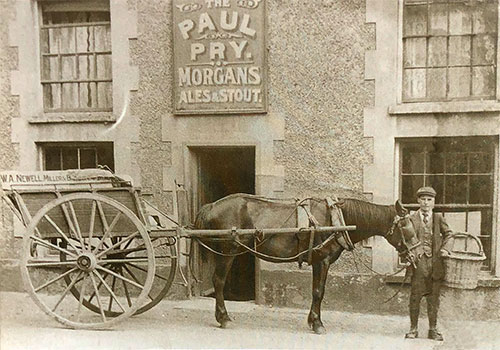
left=193, top=193, right=415, bottom=334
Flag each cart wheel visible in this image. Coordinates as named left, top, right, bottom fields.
left=20, top=193, right=155, bottom=329
left=62, top=236, right=177, bottom=316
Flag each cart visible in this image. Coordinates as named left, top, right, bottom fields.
left=0, top=169, right=354, bottom=329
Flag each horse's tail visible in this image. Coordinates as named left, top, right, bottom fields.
left=194, top=202, right=214, bottom=229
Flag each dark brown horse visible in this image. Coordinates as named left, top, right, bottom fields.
left=194, top=193, right=411, bottom=334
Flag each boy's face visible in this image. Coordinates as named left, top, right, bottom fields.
left=417, top=195, right=435, bottom=212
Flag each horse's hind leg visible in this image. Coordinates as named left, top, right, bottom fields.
left=308, top=258, right=330, bottom=334
left=213, top=256, right=235, bottom=328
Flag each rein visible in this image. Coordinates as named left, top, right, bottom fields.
left=192, top=198, right=313, bottom=258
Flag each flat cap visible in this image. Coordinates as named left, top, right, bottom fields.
left=416, top=186, right=436, bottom=198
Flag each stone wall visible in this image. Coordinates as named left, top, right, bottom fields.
left=0, top=0, right=21, bottom=291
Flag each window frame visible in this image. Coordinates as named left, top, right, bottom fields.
left=397, top=0, right=500, bottom=105
left=38, top=142, right=115, bottom=172
left=38, top=0, right=112, bottom=113
left=396, top=136, right=498, bottom=273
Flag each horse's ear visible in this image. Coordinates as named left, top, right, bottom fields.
left=395, top=200, right=408, bottom=216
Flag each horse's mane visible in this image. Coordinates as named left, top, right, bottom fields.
left=340, top=198, right=396, bottom=234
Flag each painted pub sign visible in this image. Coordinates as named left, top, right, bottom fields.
left=172, top=0, right=267, bottom=115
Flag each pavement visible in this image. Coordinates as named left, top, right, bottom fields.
left=1, top=291, right=499, bottom=350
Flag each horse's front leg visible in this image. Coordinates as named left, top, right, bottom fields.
left=213, top=255, right=235, bottom=328
left=308, top=258, right=330, bottom=334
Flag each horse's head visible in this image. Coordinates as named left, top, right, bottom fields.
left=385, top=200, right=423, bottom=267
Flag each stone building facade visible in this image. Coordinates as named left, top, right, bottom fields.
left=1, top=0, right=499, bottom=318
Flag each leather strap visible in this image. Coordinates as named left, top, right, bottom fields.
left=326, top=196, right=354, bottom=251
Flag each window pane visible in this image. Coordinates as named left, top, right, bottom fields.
left=45, top=149, right=61, bottom=170
left=449, top=4, right=472, bottom=35
left=61, top=83, right=79, bottom=109
left=403, top=69, right=427, bottom=99
left=428, top=37, right=447, bottom=66
left=470, top=152, right=492, bottom=173
left=472, top=34, right=496, bottom=65
left=404, top=38, right=427, bottom=67
left=473, top=3, right=498, bottom=34
left=448, top=67, right=470, bottom=98
left=59, top=27, right=76, bottom=54
left=469, top=175, right=492, bottom=204
left=402, top=175, right=424, bottom=203
left=445, top=175, right=467, bottom=203
left=472, top=66, right=496, bottom=97
left=76, top=26, right=93, bottom=53
left=94, top=25, right=111, bottom=52
left=449, top=36, right=471, bottom=66
left=62, top=148, right=78, bottom=170
left=79, top=55, right=96, bottom=79
left=427, top=152, right=445, bottom=173
left=96, top=54, right=112, bottom=79
left=402, top=150, right=425, bottom=173
left=446, top=152, right=467, bottom=173
left=480, top=235, right=491, bottom=270
left=404, top=5, right=427, bottom=36
left=61, top=56, right=77, bottom=80
left=97, top=145, right=115, bottom=171
left=429, top=4, right=448, bottom=35
left=426, top=175, right=444, bottom=204
left=427, top=68, right=447, bottom=99
left=80, top=149, right=97, bottom=169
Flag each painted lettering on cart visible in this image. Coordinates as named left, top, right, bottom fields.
left=173, top=0, right=265, bottom=113
left=0, top=174, right=70, bottom=183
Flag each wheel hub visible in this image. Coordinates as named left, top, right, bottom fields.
left=76, top=253, right=98, bottom=272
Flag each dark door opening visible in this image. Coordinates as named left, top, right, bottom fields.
left=194, top=147, right=255, bottom=301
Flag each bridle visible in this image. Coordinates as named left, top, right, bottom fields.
left=385, top=214, right=422, bottom=268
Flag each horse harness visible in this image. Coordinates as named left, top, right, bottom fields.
left=386, top=214, right=422, bottom=269
left=296, top=196, right=355, bottom=267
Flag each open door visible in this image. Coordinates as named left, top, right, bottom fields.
left=191, top=146, right=255, bottom=301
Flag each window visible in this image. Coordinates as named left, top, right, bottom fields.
left=399, top=136, right=495, bottom=270
left=40, top=0, right=112, bottom=112
left=41, top=142, right=114, bottom=171
left=403, top=0, right=498, bottom=102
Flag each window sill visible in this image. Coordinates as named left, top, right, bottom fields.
left=29, top=112, right=115, bottom=124
left=388, top=101, right=500, bottom=115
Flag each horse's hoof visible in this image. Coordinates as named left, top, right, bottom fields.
left=313, top=325, right=326, bottom=335
left=219, top=319, right=231, bottom=329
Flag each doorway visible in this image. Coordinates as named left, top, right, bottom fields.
left=192, top=146, right=256, bottom=301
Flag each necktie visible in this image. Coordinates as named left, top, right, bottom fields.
left=422, top=212, right=429, bottom=225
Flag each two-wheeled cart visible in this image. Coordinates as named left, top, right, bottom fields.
left=0, top=169, right=354, bottom=329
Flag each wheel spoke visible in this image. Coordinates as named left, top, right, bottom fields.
left=67, top=201, right=86, bottom=251
left=88, top=200, right=96, bottom=249
left=93, top=270, right=126, bottom=313
left=108, top=275, right=117, bottom=312
left=93, top=210, right=122, bottom=254
left=120, top=267, right=132, bottom=307
left=43, top=214, right=81, bottom=253
left=96, top=265, right=145, bottom=290
left=59, top=202, right=85, bottom=250
left=95, top=231, right=139, bottom=259
left=29, top=235, right=78, bottom=258
left=34, top=267, right=79, bottom=292
left=101, top=258, right=149, bottom=264
left=27, top=260, right=76, bottom=268
left=127, top=262, right=168, bottom=281
left=77, top=275, right=89, bottom=322
left=122, top=264, right=155, bottom=301
left=52, top=270, right=84, bottom=312
left=89, top=272, right=107, bottom=322
left=87, top=267, right=110, bottom=303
